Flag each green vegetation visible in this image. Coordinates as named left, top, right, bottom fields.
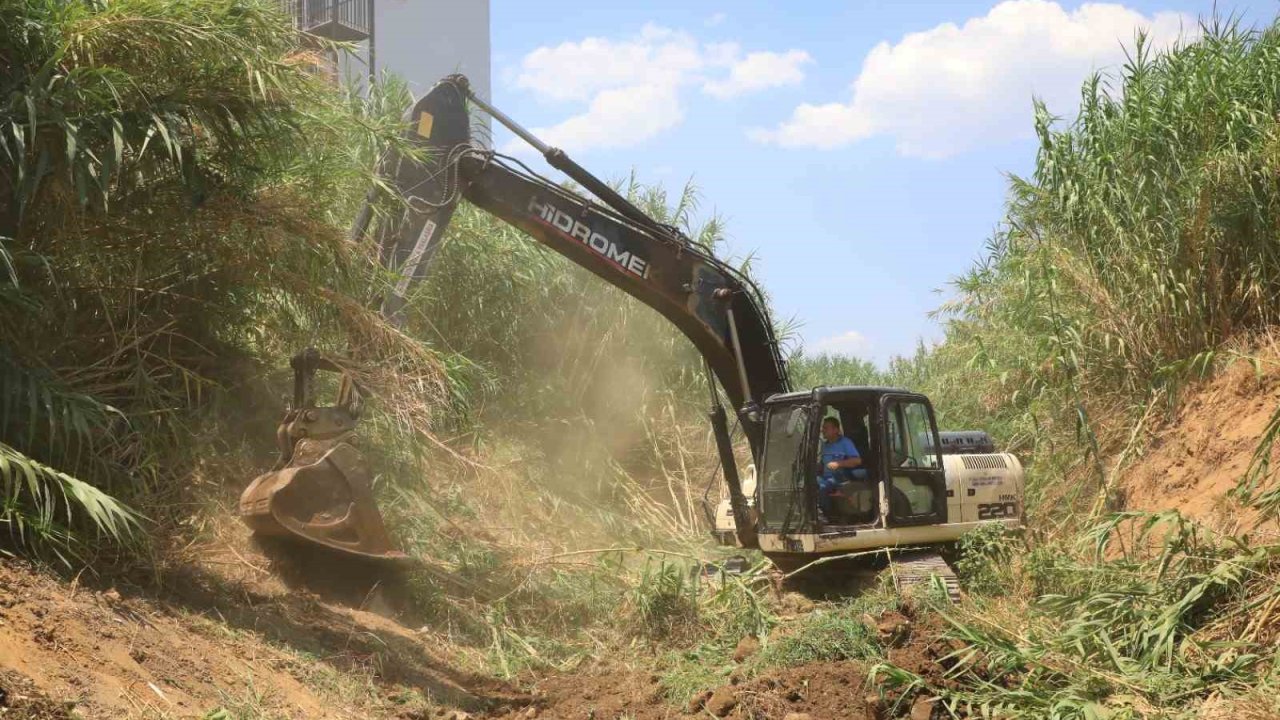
left=865, top=512, right=1280, bottom=719
left=902, top=20, right=1280, bottom=492
left=789, top=351, right=887, bottom=389
left=852, top=19, right=1280, bottom=719
left=953, top=522, right=1017, bottom=597
left=648, top=580, right=907, bottom=706
left=629, top=561, right=703, bottom=642
left=7, top=2, right=1280, bottom=718
left=753, top=602, right=880, bottom=668
left=0, top=0, right=432, bottom=560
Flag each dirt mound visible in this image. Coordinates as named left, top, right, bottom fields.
left=1117, top=359, right=1280, bottom=534
left=483, top=610, right=957, bottom=720
left=0, top=557, right=526, bottom=719
left=484, top=661, right=882, bottom=720
left=486, top=670, right=668, bottom=720
left=724, top=661, right=873, bottom=719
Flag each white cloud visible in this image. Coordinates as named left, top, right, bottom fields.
left=812, top=330, right=872, bottom=356
left=508, top=25, right=809, bottom=154
left=703, top=49, right=813, bottom=99
left=706, top=12, right=727, bottom=27
left=523, top=83, right=685, bottom=152
left=751, top=0, right=1194, bottom=157
left=514, top=25, right=702, bottom=103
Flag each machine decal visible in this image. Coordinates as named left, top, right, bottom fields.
left=416, top=112, right=434, bottom=139
left=529, top=197, right=651, bottom=278
left=976, top=501, right=1019, bottom=519
left=393, top=219, right=438, bottom=297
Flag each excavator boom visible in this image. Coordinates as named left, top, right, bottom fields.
left=240, top=75, right=788, bottom=557
left=374, top=76, right=789, bottom=420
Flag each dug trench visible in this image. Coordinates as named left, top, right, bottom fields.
left=4, top=352, right=1278, bottom=719
left=0, top=547, right=960, bottom=720
left=480, top=606, right=963, bottom=720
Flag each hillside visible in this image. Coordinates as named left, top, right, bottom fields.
left=1117, top=354, right=1280, bottom=536
left=0, top=558, right=525, bottom=718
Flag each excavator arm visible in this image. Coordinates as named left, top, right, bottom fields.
left=240, top=75, right=789, bottom=556
left=458, top=155, right=784, bottom=418
left=374, top=76, right=789, bottom=423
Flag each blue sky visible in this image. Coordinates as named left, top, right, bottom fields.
left=487, top=0, right=1276, bottom=365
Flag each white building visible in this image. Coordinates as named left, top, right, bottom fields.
left=290, top=1, right=491, bottom=125
left=372, top=0, right=491, bottom=106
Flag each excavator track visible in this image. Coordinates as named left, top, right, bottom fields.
left=888, top=550, right=961, bottom=604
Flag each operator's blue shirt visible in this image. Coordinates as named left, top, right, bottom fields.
left=821, top=435, right=860, bottom=481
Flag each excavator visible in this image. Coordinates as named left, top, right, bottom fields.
left=239, top=75, right=1025, bottom=598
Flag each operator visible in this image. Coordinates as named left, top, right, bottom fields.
left=818, top=416, right=862, bottom=516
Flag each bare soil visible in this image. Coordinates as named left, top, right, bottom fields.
left=481, top=611, right=959, bottom=720
left=487, top=662, right=880, bottom=720
left=0, top=553, right=527, bottom=719
left=1116, top=358, right=1280, bottom=536
left=0, top=669, right=73, bottom=719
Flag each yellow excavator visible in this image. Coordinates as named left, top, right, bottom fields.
left=239, top=75, right=1025, bottom=597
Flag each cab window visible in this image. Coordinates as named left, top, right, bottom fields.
left=886, top=400, right=942, bottom=517
left=762, top=405, right=808, bottom=491
left=902, top=402, right=941, bottom=469
left=760, top=404, right=811, bottom=528
left=888, top=406, right=905, bottom=463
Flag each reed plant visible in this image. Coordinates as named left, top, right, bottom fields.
left=0, top=0, right=452, bottom=559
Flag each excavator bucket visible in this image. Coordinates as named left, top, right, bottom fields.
left=239, top=350, right=408, bottom=562
left=239, top=78, right=474, bottom=564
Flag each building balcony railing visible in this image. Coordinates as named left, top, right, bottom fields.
left=282, top=0, right=371, bottom=43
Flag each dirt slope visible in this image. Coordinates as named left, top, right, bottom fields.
left=0, top=555, right=526, bottom=719
left=1117, top=358, right=1280, bottom=536
left=0, top=555, right=954, bottom=720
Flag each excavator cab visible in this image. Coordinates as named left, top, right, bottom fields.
left=753, top=387, right=949, bottom=536
left=734, top=385, right=1023, bottom=578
